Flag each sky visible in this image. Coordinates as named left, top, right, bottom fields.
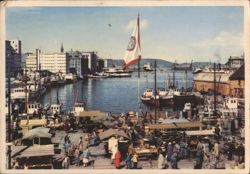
left=6, top=6, right=244, bottom=63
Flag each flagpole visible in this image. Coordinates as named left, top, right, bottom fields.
left=137, top=13, right=141, bottom=118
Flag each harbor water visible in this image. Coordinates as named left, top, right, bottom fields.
left=39, top=70, right=193, bottom=113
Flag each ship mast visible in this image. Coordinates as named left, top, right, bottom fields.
left=154, top=59, right=157, bottom=124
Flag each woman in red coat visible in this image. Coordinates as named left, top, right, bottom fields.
left=114, top=150, right=121, bottom=169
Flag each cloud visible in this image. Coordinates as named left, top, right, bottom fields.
left=189, top=31, right=243, bottom=62
left=192, top=31, right=243, bottom=48
left=125, top=19, right=148, bottom=31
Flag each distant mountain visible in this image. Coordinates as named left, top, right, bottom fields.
left=111, top=58, right=173, bottom=68
left=192, top=62, right=211, bottom=68
left=109, top=58, right=210, bottom=69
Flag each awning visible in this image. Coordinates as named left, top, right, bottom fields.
left=77, top=111, right=107, bottom=118
left=17, top=145, right=54, bottom=157
left=20, top=119, right=47, bottom=127
left=99, top=128, right=129, bottom=141
left=184, top=130, right=215, bottom=136
left=175, top=122, right=204, bottom=128
left=22, top=127, right=51, bottom=140
left=147, top=121, right=204, bottom=130
left=147, top=124, right=176, bottom=130
left=11, top=146, right=28, bottom=158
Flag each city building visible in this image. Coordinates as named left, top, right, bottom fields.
left=193, top=69, right=233, bottom=96
left=229, top=64, right=244, bottom=98
left=25, top=49, right=69, bottom=75
left=97, top=59, right=105, bottom=72
left=5, top=40, right=22, bottom=77
left=67, top=51, right=99, bottom=76
left=225, top=55, right=244, bottom=69
left=104, top=59, right=114, bottom=68
left=82, top=51, right=98, bottom=74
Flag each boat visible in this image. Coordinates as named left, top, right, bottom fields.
left=50, top=75, right=58, bottom=86
left=141, top=88, right=154, bottom=104
left=103, top=68, right=132, bottom=78
left=108, top=73, right=131, bottom=78
left=50, top=103, right=62, bottom=114
left=11, top=87, right=29, bottom=100
left=65, top=73, right=76, bottom=83
left=86, top=72, right=109, bottom=78
left=143, top=63, right=153, bottom=71
left=193, top=67, right=202, bottom=74
left=71, top=102, right=86, bottom=116
left=27, top=102, right=42, bottom=116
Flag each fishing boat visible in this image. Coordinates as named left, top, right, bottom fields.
left=72, top=102, right=86, bottom=116
left=11, top=87, right=29, bottom=100
left=143, top=63, right=153, bottom=71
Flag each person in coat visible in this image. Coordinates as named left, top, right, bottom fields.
left=158, top=149, right=167, bottom=169
left=114, top=150, right=121, bottom=169
left=82, top=147, right=90, bottom=167
left=125, top=152, right=132, bottom=169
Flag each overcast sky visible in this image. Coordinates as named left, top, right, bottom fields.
left=6, top=6, right=244, bottom=63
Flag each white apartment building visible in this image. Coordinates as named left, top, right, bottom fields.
left=25, top=50, right=68, bottom=75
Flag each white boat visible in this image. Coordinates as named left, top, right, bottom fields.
left=11, top=87, right=29, bottom=100
left=108, top=73, right=131, bottom=78
left=50, top=103, right=62, bottom=114
left=27, top=102, right=42, bottom=115
left=65, top=73, right=76, bottom=83
left=87, top=72, right=109, bottom=78
left=143, top=63, right=153, bottom=71
left=71, top=102, right=86, bottom=116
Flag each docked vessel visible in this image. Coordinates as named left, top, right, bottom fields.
left=143, top=63, right=153, bottom=71
left=65, top=73, right=76, bottom=83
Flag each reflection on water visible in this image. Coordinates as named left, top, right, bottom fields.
left=40, top=70, right=193, bottom=113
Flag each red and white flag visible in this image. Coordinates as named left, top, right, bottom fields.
left=123, top=15, right=141, bottom=68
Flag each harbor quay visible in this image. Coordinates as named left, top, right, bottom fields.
left=5, top=56, right=245, bottom=170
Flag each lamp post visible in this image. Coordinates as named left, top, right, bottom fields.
left=7, top=51, right=12, bottom=169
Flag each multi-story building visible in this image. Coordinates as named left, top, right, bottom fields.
left=67, top=50, right=82, bottom=75
left=225, top=55, right=244, bottom=69
left=193, top=57, right=245, bottom=97
left=5, top=40, right=22, bottom=76
left=67, top=51, right=99, bottom=76
left=82, top=51, right=98, bottom=74
left=104, top=59, right=113, bottom=68
left=25, top=49, right=69, bottom=75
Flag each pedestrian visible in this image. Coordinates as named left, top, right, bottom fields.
left=228, top=141, right=235, bottom=161
left=64, top=140, right=70, bottom=153
left=82, top=147, right=90, bottom=167
left=193, top=152, right=202, bottom=169
left=167, top=142, right=173, bottom=161
left=78, top=136, right=83, bottom=154
left=125, top=152, right=132, bottom=169
left=74, top=147, right=80, bottom=166
left=114, top=149, right=121, bottom=169
left=131, top=152, right=138, bottom=169
left=179, top=141, right=187, bottom=159
left=62, top=153, right=70, bottom=169
left=170, top=153, right=178, bottom=169
left=216, top=153, right=225, bottom=169
left=202, top=152, right=210, bottom=169
left=64, top=133, right=70, bottom=144
left=213, top=141, right=219, bottom=158
left=158, top=149, right=167, bottom=169
left=111, top=144, right=118, bottom=164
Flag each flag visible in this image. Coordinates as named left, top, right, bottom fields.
left=123, top=15, right=141, bottom=68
